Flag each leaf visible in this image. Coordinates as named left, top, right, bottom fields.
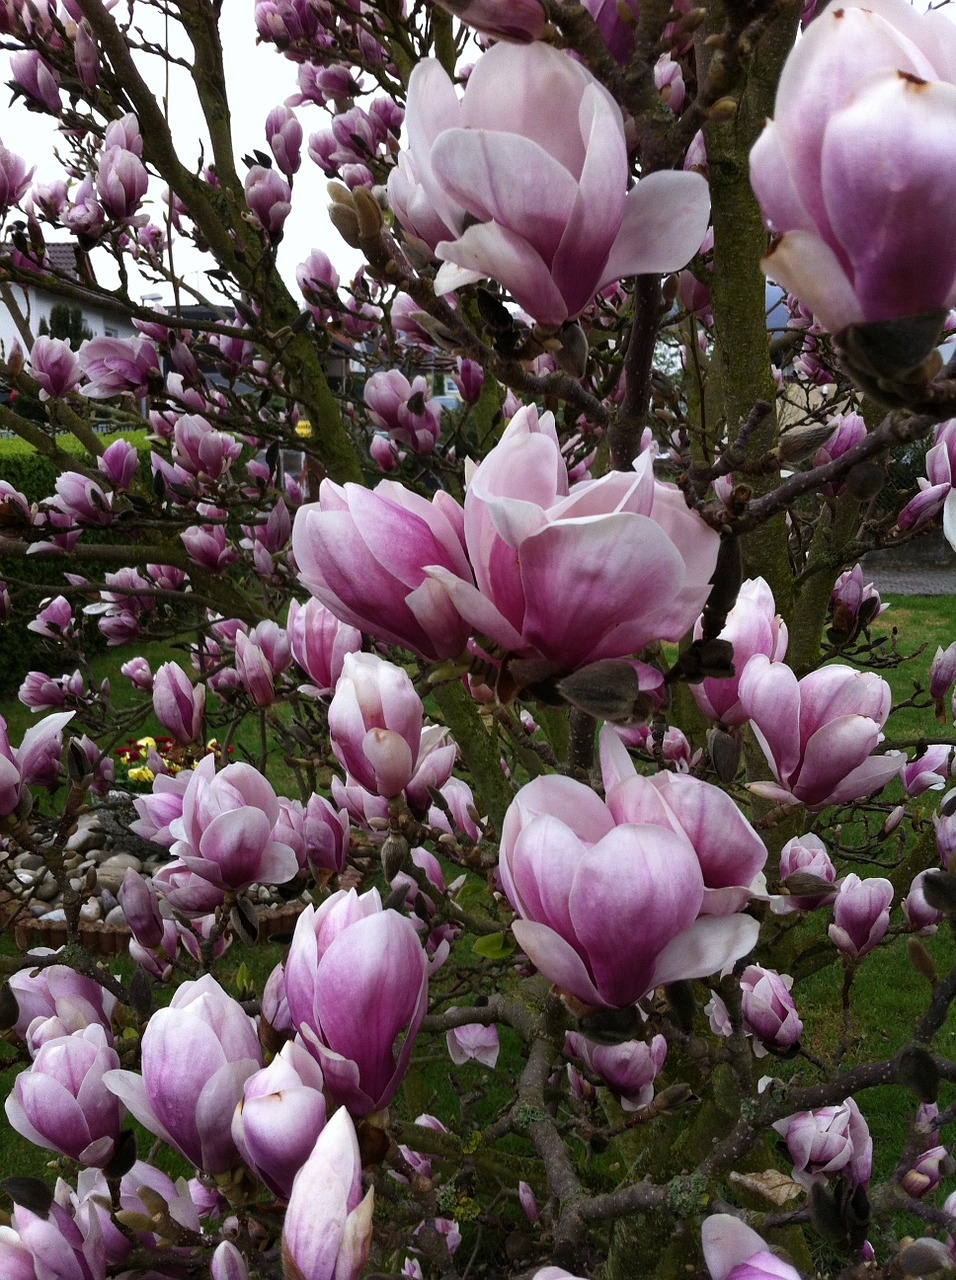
left=472, top=932, right=515, bottom=960
left=728, top=1168, right=803, bottom=1206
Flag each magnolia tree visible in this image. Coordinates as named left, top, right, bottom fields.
left=3, top=0, right=956, bottom=1277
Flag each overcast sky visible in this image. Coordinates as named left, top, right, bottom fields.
left=3, top=8, right=364, bottom=309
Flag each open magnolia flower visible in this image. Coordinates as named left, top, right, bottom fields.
left=499, top=771, right=760, bottom=1010
left=389, top=41, right=710, bottom=324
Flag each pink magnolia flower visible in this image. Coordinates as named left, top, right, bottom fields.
left=78, top=335, right=161, bottom=398
left=902, top=744, right=952, bottom=796
left=212, top=1242, right=249, bottom=1280
left=8, top=963, right=116, bottom=1047
left=707, top=966, right=802, bottom=1057
left=5, top=1025, right=123, bottom=1166
left=899, top=419, right=956, bottom=543
left=364, top=369, right=441, bottom=455
left=168, top=755, right=299, bottom=892
left=0, top=143, right=34, bottom=212
left=600, top=727, right=767, bottom=914
left=244, top=164, right=292, bottom=234
left=446, top=1016, right=499, bottom=1068
left=152, top=661, right=205, bottom=745
left=232, top=1039, right=327, bottom=1198
left=10, top=49, right=61, bottom=113
left=328, top=652, right=424, bottom=799
left=904, top=870, right=944, bottom=934
left=104, top=974, right=261, bottom=1174
left=774, top=833, right=838, bottom=914
left=750, top=0, right=956, bottom=333
left=282, top=1106, right=373, bottom=1280
left=0, top=711, right=73, bottom=816
left=287, top=596, right=362, bottom=696
left=130, top=768, right=192, bottom=847
left=96, top=146, right=148, bottom=221
left=265, top=103, right=303, bottom=176
left=691, top=577, right=788, bottom=727
left=427, top=406, right=720, bottom=672
left=98, top=438, right=139, bottom=489
left=828, top=564, right=887, bottom=642
left=50, top=472, right=114, bottom=526
left=27, top=594, right=75, bottom=640
left=500, top=772, right=759, bottom=1010
left=739, top=656, right=904, bottom=809
left=284, top=890, right=429, bottom=1114
left=292, top=477, right=472, bottom=661
left=429, top=0, right=545, bottom=43
left=29, top=336, right=81, bottom=399
left=930, top=639, right=956, bottom=705
left=773, top=1099, right=872, bottom=1189
left=564, top=1032, right=666, bottom=1111
left=828, top=873, right=893, bottom=959
left=702, top=1215, right=802, bottom=1280
left=389, top=42, right=709, bottom=324
left=274, top=793, right=350, bottom=876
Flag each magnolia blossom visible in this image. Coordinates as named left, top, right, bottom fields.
left=232, top=1039, right=328, bottom=1198
left=564, top=1032, right=666, bottom=1111
left=750, top=0, right=956, bottom=333
left=702, top=1215, right=802, bottom=1280
left=287, top=597, right=362, bottom=696
left=706, top=966, right=802, bottom=1057
left=284, top=890, right=430, bottom=1114
left=78, top=335, right=160, bottom=398
left=389, top=42, right=709, bottom=324
left=427, top=407, right=720, bottom=672
left=773, top=1099, right=872, bottom=1189
left=282, top=1107, right=373, bottom=1280
left=5, top=1025, right=123, bottom=1166
left=739, top=656, right=904, bottom=809
left=327, top=652, right=424, bottom=799
left=774, top=833, right=838, bottom=914
left=168, top=755, right=299, bottom=892
left=104, top=975, right=261, bottom=1173
left=445, top=1017, right=500, bottom=1068
left=899, top=419, right=956, bottom=547
left=292, top=478, right=473, bottom=661
left=828, top=874, right=893, bottom=959
left=29, top=336, right=81, bottom=399
left=691, top=577, right=788, bottom=727
left=500, top=771, right=760, bottom=1010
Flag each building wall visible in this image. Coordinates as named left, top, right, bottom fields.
left=0, top=284, right=137, bottom=357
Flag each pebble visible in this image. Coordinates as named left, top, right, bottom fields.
left=13, top=853, right=45, bottom=872
left=96, top=854, right=144, bottom=892
left=65, top=817, right=105, bottom=855
left=104, top=906, right=127, bottom=927
left=79, top=901, right=101, bottom=923
left=35, top=875, right=60, bottom=902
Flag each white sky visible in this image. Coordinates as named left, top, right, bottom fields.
left=2, top=7, right=364, bottom=309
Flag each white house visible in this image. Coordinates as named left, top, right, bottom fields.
left=0, top=243, right=137, bottom=357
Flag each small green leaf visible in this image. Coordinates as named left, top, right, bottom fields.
left=471, top=932, right=515, bottom=960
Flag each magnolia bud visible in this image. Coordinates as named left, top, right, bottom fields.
left=776, top=422, right=839, bottom=464
left=352, top=184, right=384, bottom=237
left=381, top=831, right=410, bottom=881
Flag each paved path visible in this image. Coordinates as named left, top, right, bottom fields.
left=860, top=542, right=956, bottom=596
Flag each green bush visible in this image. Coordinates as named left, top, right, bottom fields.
left=0, top=432, right=151, bottom=695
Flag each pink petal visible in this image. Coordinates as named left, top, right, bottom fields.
left=650, top=914, right=760, bottom=989
left=436, top=221, right=569, bottom=324
left=601, top=171, right=711, bottom=285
